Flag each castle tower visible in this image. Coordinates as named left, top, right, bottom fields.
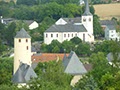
left=14, top=28, right=31, bottom=74
left=82, top=0, right=93, bottom=35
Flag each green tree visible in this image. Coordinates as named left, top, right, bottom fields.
left=29, top=61, right=72, bottom=90
left=93, top=15, right=104, bottom=38
left=76, top=43, right=91, bottom=56
left=70, top=37, right=82, bottom=45
left=16, top=0, right=37, bottom=6
left=61, top=40, right=75, bottom=53
left=4, top=22, right=16, bottom=46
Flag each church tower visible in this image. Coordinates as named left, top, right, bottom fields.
left=14, top=28, right=31, bottom=74
left=82, top=0, right=93, bottom=35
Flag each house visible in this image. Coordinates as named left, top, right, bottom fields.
left=0, top=16, right=38, bottom=30
left=44, top=0, right=94, bottom=44
left=100, top=20, right=120, bottom=41
left=62, top=51, right=87, bottom=75
left=62, top=51, right=87, bottom=86
left=24, top=20, right=39, bottom=30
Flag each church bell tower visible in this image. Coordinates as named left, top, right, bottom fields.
left=82, top=0, right=93, bottom=35
left=14, top=28, right=32, bottom=74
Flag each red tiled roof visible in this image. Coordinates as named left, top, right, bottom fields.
left=32, top=53, right=69, bottom=63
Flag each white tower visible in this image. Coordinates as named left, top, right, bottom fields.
left=14, top=28, right=31, bottom=74
left=82, top=0, right=93, bottom=35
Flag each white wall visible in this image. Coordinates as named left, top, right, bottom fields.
left=82, top=15, right=93, bottom=35
left=44, top=31, right=94, bottom=44
left=14, top=38, right=31, bottom=74
left=29, top=21, right=39, bottom=30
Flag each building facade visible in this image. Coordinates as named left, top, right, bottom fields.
left=44, top=0, right=94, bottom=44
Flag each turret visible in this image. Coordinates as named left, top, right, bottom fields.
left=14, top=28, right=31, bottom=74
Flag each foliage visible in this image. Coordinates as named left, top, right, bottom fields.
left=16, top=0, right=37, bottom=6
left=0, top=58, right=13, bottom=85
left=93, top=15, right=104, bottom=38
left=41, top=37, right=91, bottom=56
left=70, top=37, right=82, bottom=45
left=75, top=42, right=91, bottom=56
left=75, top=52, right=120, bottom=89
left=94, top=40, right=120, bottom=56
left=28, top=61, right=72, bottom=90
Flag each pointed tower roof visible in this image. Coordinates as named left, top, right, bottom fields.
left=15, top=28, right=31, bottom=38
left=83, top=0, right=92, bottom=16
left=62, top=51, right=87, bottom=75
left=12, top=63, right=37, bottom=83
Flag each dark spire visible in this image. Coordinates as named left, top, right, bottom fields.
left=83, top=0, right=92, bottom=16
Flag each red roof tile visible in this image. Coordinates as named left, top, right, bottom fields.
left=32, top=53, right=69, bottom=63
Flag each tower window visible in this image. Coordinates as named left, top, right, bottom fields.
left=26, top=46, right=28, bottom=50
left=89, top=18, right=91, bottom=21
left=83, top=18, right=86, bottom=22
left=46, top=34, right=48, bottom=37
left=26, top=39, right=28, bottom=42
left=19, top=39, right=21, bottom=42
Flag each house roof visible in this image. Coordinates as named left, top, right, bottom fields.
left=32, top=53, right=69, bottom=63
left=100, top=20, right=116, bottom=30
left=82, top=0, right=92, bottom=16
left=24, top=20, right=34, bottom=25
left=100, top=20, right=116, bottom=26
left=15, top=28, right=31, bottom=38
left=107, top=25, right=116, bottom=30
left=45, top=24, right=87, bottom=32
left=62, top=17, right=81, bottom=24
left=62, top=51, right=87, bottom=75
left=12, top=63, right=37, bottom=83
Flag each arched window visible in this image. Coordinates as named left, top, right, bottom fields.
left=68, top=34, right=69, bottom=37
left=19, top=39, right=21, bottom=42
left=46, top=34, right=48, bottom=37
left=89, top=18, right=91, bottom=21
left=64, top=34, right=66, bottom=37
left=26, top=39, right=28, bottom=42
left=72, top=34, right=73, bottom=37
left=83, top=18, right=86, bottom=22
left=56, top=34, right=58, bottom=37
left=51, top=34, right=53, bottom=37
left=26, top=46, right=28, bottom=50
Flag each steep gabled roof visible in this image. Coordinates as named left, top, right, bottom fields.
left=63, top=51, right=87, bottom=75
left=100, top=20, right=116, bottom=26
left=12, top=63, right=37, bottom=83
left=100, top=20, right=116, bottom=30
left=15, top=28, right=31, bottom=38
left=45, top=24, right=87, bottom=32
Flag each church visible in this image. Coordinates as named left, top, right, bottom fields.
left=44, top=0, right=94, bottom=44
